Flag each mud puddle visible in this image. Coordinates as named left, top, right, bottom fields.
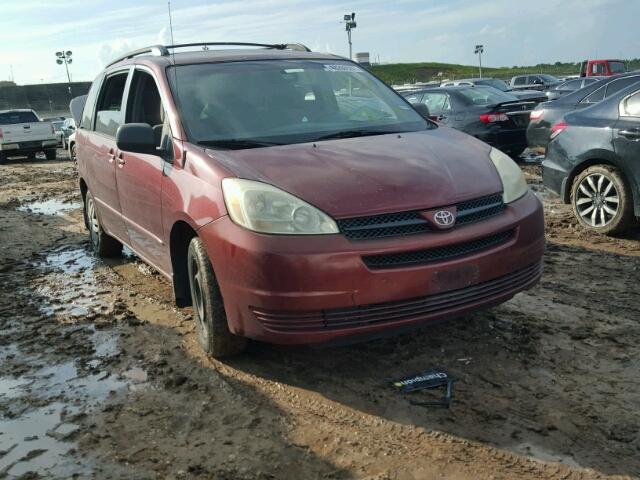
left=17, top=199, right=81, bottom=216
left=0, top=244, right=147, bottom=478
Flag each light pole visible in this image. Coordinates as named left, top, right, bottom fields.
left=343, top=12, right=356, bottom=60
left=55, top=50, right=73, bottom=96
left=474, top=44, right=484, bottom=78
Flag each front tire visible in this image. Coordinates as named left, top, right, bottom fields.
left=571, top=165, right=634, bottom=235
left=45, top=149, right=56, bottom=161
left=85, top=190, right=123, bottom=257
left=187, top=237, right=247, bottom=358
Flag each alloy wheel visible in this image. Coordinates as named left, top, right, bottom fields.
left=575, top=173, right=620, bottom=227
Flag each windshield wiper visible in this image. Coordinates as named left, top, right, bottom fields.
left=313, top=129, right=394, bottom=142
left=199, top=139, right=283, bottom=150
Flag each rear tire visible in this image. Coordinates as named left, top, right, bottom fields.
left=45, top=149, right=56, bottom=161
left=85, top=190, right=123, bottom=257
left=570, top=165, right=634, bottom=235
left=187, top=237, right=247, bottom=358
left=0, top=152, right=6, bottom=164
left=27, top=152, right=36, bottom=160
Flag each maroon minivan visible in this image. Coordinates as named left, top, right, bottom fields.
left=75, top=42, right=545, bottom=357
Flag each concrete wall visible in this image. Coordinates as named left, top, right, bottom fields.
left=0, top=82, right=92, bottom=118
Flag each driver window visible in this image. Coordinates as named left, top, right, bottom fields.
left=126, top=70, right=174, bottom=161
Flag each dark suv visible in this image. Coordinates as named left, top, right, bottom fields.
left=74, top=42, right=544, bottom=357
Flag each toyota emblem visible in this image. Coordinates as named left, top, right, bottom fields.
left=434, top=210, right=455, bottom=226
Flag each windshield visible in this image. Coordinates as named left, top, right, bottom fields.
left=610, top=61, right=626, bottom=73
left=475, top=79, right=510, bottom=91
left=168, top=60, right=428, bottom=148
left=0, top=111, right=39, bottom=124
left=457, top=86, right=517, bottom=105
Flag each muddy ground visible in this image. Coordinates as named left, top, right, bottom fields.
left=0, top=152, right=639, bottom=480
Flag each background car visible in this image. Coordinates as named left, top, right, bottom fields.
left=543, top=83, right=640, bottom=235
left=51, top=120, right=65, bottom=145
left=544, top=77, right=602, bottom=101
left=60, top=118, right=76, bottom=149
left=441, top=77, right=547, bottom=102
left=527, top=72, right=640, bottom=153
left=510, top=74, right=560, bottom=91
left=404, top=85, right=536, bottom=157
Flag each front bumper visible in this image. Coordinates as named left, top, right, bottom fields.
left=526, top=121, right=551, bottom=153
left=542, top=139, right=571, bottom=202
left=198, top=191, right=545, bottom=345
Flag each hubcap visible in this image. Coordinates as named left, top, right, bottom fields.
left=87, top=197, right=100, bottom=246
left=190, top=259, right=206, bottom=329
left=576, top=173, right=620, bottom=227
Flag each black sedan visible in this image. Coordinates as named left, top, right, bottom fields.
left=441, top=78, right=547, bottom=102
left=543, top=83, right=640, bottom=235
left=544, top=77, right=602, bottom=101
left=527, top=72, right=640, bottom=153
left=403, top=85, right=536, bottom=157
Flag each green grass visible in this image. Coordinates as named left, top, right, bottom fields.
left=370, top=59, right=640, bottom=85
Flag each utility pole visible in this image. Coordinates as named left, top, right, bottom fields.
left=343, top=12, right=356, bottom=60
left=474, top=45, right=484, bottom=78
left=55, top=50, right=73, bottom=96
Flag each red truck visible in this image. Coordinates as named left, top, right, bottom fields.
left=580, top=59, right=626, bottom=77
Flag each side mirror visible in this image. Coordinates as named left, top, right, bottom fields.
left=412, top=103, right=431, bottom=120
left=116, top=123, right=157, bottom=155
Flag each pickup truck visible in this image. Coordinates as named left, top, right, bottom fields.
left=0, top=109, right=58, bottom=163
left=579, top=59, right=626, bottom=77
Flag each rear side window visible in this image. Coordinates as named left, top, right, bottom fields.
left=582, top=85, right=606, bottom=103
left=0, top=111, right=39, bottom=124
left=513, top=77, right=526, bottom=86
left=95, top=72, right=129, bottom=137
left=592, top=63, right=606, bottom=75
left=404, top=94, right=423, bottom=104
left=420, top=92, right=449, bottom=112
left=605, top=77, right=640, bottom=98
left=622, top=92, right=640, bottom=117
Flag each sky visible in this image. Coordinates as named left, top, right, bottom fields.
left=1, top=0, right=639, bottom=85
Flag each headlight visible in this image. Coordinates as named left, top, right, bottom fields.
left=222, top=178, right=339, bottom=235
left=489, top=147, right=528, bottom=204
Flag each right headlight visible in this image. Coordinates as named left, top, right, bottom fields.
left=489, top=147, right=528, bottom=204
left=222, top=178, right=339, bottom=235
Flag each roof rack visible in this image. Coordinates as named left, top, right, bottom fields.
left=106, top=42, right=311, bottom=67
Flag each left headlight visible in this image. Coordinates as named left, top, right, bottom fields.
left=222, top=178, right=339, bottom=235
left=489, top=147, right=528, bottom=204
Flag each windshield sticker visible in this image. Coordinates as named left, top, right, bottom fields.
left=324, top=64, right=363, bottom=73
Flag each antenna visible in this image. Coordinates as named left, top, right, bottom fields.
left=167, top=1, right=185, bottom=165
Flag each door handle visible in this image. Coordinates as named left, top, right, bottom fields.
left=619, top=128, right=640, bottom=140
left=108, top=148, right=115, bottom=164
left=117, top=152, right=126, bottom=167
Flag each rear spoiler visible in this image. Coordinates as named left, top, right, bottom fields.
left=495, top=100, right=537, bottom=112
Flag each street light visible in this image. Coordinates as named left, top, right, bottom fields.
left=342, top=12, right=356, bottom=60
left=474, top=44, right=484, bottom=78
left=55, top=50, right=73, bottom=96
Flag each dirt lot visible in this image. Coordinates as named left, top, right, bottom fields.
left=0, top=153, right=639, bottom=479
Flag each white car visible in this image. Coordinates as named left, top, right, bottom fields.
left=67, top=131, right=77, bottom=163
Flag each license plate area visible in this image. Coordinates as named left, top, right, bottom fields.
left=432, top=264, right=479, bottom=293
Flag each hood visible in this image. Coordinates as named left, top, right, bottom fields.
left=206, top=127, right=503, bottom=218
